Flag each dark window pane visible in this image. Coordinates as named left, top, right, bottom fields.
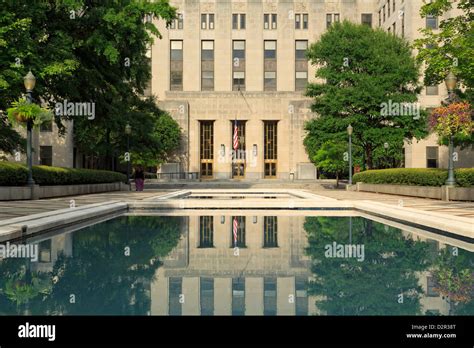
left=40, top=146, right=53, bottom=166
left=232, top=14, right=238, bottom=29
left=240, top=14, right=246, bottom=29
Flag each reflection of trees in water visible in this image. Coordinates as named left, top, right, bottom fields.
left=432, top=247, right=474, bottom=315
left=0, top=216, right=182, bottom=315
left=304, top=217, right=430, bottom=315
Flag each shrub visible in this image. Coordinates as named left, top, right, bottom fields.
left=0, top=162, right=127, bottom=186
left=353, top=168, right=474, bottom=187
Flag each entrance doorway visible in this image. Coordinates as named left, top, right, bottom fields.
left=231, top=121, right=246, bottom=179
left=264, top=121, right=277, bottom=178
left=200, top=121, right=214, bottom=178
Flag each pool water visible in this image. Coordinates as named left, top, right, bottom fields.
left=0, top=215, right=472, bottom=316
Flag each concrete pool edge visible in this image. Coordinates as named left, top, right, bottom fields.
left=0, top=201, right=128, bottom=243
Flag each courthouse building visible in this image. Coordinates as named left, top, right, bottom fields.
left=5, top=0, right=473, bottom=177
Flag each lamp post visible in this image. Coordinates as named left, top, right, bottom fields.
left=24, top=71, right=36, bottom=187
left=347, top=124, right=353, bottom=185
left=125, top=123, right=132, bottom=187
left=444, top=72, right=457, bottom=186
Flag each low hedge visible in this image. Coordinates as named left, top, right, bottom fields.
left=0, top=162, right=127, bottom=186
left=353, top=168, right=474, bottom=187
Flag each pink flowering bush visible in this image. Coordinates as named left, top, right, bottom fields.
left=429, top=102, right=473, bottom=138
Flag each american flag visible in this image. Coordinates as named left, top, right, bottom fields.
left=233, top=121, right=239, bottom=151
left=233, top=216, right=238, bottom=246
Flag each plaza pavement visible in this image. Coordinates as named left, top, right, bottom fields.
left=0, top=185, right=472, bottom=221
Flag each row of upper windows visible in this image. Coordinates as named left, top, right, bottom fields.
left=169, top=12, right=375, bottom=30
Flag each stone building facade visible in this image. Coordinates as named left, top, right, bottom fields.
left=3, top=0, right=472, bottom=175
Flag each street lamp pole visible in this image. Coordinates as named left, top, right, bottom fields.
left=444, top=72, right=457, bottom=186
left=24, top=71, right=36, bottom=187
left=347, top=124, right=353, bottom=185
left=125, top=124, right=132, bottom=188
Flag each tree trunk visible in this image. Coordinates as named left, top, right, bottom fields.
left=365, top=146, right=373, bottom=170
left=336, top=173, right=339, bottom=188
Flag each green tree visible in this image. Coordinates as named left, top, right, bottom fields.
left=414, top=0, right=474, bottom=104
left=0, top=1, right=180, bottom=169
left=0, top=216, right=183, bottom=315
left=313, top=140, right=347, bottom=187
left=304, top=217, right=430, bottom=315
left=304, top=21, right=427, bottom=169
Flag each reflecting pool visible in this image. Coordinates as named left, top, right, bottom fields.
left=0, top=215, right=472, bottom=315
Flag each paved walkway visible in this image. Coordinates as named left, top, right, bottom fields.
left=0, top=187, right=472, bottom=221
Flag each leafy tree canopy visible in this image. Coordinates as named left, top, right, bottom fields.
left=304, top=21, right=428, bottom=169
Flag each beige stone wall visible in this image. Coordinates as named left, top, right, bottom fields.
left=1, top=120, right=74, bottom=168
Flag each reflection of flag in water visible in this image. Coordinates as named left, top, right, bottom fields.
left=233, top=121, right=239, bottom=151
left=233, top=216, right=238, bottom=246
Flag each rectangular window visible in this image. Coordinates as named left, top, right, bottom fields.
left=233, top=40, right=246, bottom=90
left=169, top=277, right=182, bottom=315
left=295, top=40, right=308, bottom=91
left=232, top=14, right=246, bottom=30
left=264, top=278, right=277, bottom=316
left=200, top=121, right=214, bottom=177
left=362, top=13, right=372, bottom=27
left=232, top=13, right=238, bottom=30
left=388, top=0, right=391, bottom=17
left=240, top=14, right=246, bottom=29
left=393, top=0, right=396, bottom=12
left=264, top=40, right=277, bottom=91
left=264, top=14, right=277, bottom=29
left=295, top=277, right=308, bottom=315
left=378, top=10, right=381, bottom=27
left=426, top=85, right=439, bottom=95
left=231, top=216, right=246, bottom=248
left=383, top=6, right=386, bottom=22
left=295, top=14, right=308, bottom=30
left=263, top=216, right=278, bottom=247
left=170, top=40, right=183, bottom=91
left=38, top=240, right=52, bottom=263
left=426, top=15, right=438, bottom=29
left=200, top=278, right=214, bottom=315
left=201, top=14, right=207, bottom=29
left=327, top=13, right=339, bottom=28
left=199, top=216, right=214, bottom=248
left=271, top=14, right=277, bottom=29
left=427, top=276, right=440, bottom=297
left=392, top=22, right=396, bottom=34
left=426, top=146, right=439, bottom=168
left=232, top=278, right=245, bottom=315
left=201, top=40, right=214, bottom=91
left=40, top=146, right=52, bottom=166
left=209, top=14, right=214, bottom=29
left=264, top=122, right=277, bottom=177
left=303, top=14, right=308, bottom=29
left=178, top=13, right=183, bottom=29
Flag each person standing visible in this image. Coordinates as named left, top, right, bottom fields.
left=133, top=165, right=145, bottom=191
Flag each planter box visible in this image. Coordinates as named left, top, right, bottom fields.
left=355, top=182, right=473, bottom=201
left=0, top=182, right=130, bottom=201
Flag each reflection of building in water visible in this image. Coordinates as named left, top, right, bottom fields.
left=29, top=233, right=73, bottom=273
left=151, top=216, right=459, bottom=316
left=151, top=215, right=321, bottom=315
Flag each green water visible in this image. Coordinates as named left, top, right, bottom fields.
left=0, top=215, right=472, bottom=316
